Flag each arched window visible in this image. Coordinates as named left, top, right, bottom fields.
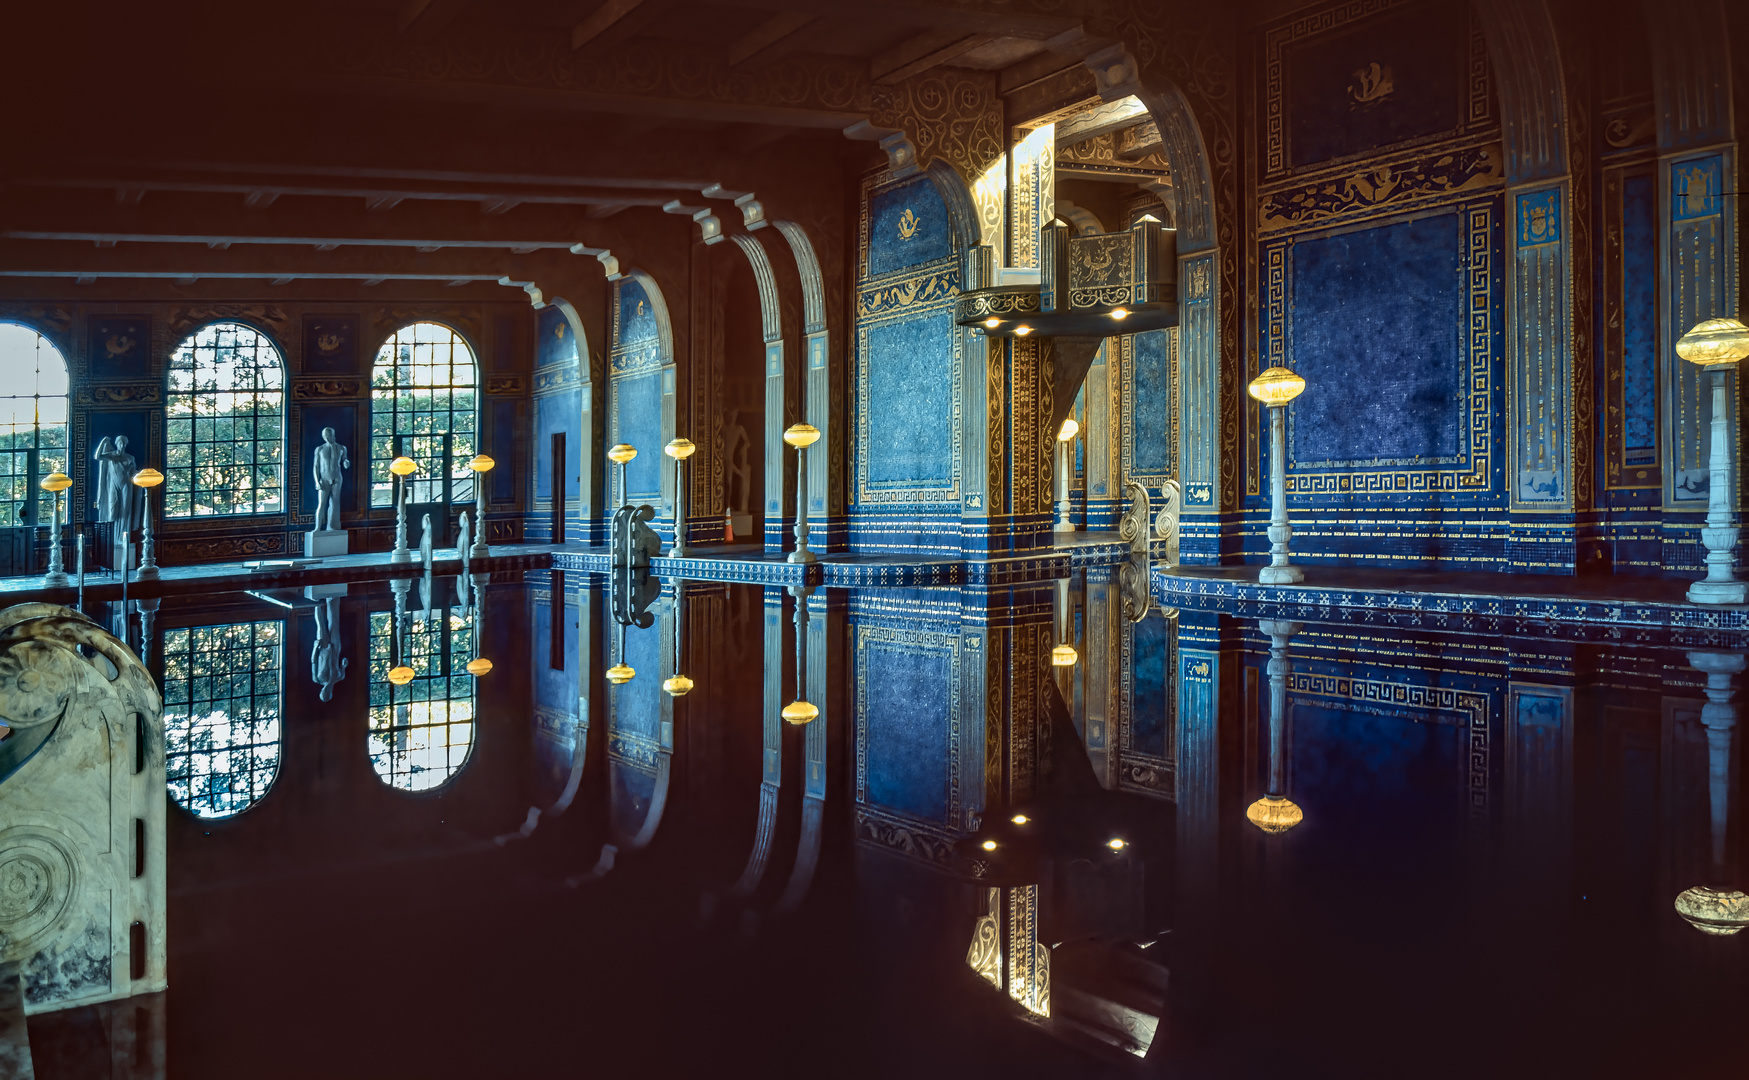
left=165, top=322, right=285, bottom=516
left=0, top=322, right=70, bottom=528
left=162, top=621, right=284, bottom=818
left=368, top=597, right=475, bottom=791
left=370, top=323, right=478, bottom=507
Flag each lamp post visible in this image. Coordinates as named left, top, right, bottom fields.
left=1054, top=417, right=1080, bottom=534
left=387, top=577, right=414, bottom=684
left=608, top=444, right=637, bottom=510
left=784, top=424, right=820, bottom=564
left=389, top=455, right=417, bottom=564
left=781, top=584, right=818, bottom=724
left=665, top=438, right=696, bottom=558
left=466, top=454, right=494, bottom=559
left=131, top=468, right=164, bottom=581
left=1249, top=366, right=1308, bottom=585
left=1247, top=619, right=1305, bottom=834
left=40, top=471, right=71, bottom=587
left=1677, top=318, right=1749, bottom=604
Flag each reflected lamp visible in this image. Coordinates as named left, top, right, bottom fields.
left=1674, top=885, right=1749, bottom=936
left=605, top=662, right=636, bottom=685
left=465, top=657, right=493, bottom=677
left=386, top=665, right=415, bottom=686
left=662, top=674, right=694, bottom=697
left=1246, top=795, right=1304, bottom=834
left=781, top=699, right=819, bottom=724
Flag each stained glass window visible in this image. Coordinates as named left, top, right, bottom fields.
left=0, top=322, right=69, bottom=528
left=165, top=322, right=285, bottom=516
left=162, top=621, right=284, bottom=818
left=368, top=595, right=475, bottom=791
left=370, top=323, right=478, bottom=507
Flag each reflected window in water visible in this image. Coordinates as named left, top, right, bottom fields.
left=162, top=621, right=284, bottom=818
left=368, top=605, right=475, bottom=791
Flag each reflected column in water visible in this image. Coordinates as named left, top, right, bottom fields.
left=1675, top=652, right=1749, bottom=935
left=1247, top=620, right=1303, bottom=833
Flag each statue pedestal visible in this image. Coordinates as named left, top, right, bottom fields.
left=305, top=530, right=348, bottom=559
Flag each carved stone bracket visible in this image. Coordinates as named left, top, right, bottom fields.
left=292, top=378, right=362, bottom=399
left=485, top=376, right=526, bottom=395
left=77, top=384, right=160, bottom=405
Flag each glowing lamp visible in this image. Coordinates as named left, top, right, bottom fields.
left=1677, top=318, right=1749, bottom=367
left=1247, top=366, right=1307, bottom=406
left=783, top=423, right=821, bottom=449
left=386, top=665, right=415, bottom=686
left=1246, top=795, right=1304, bottom=834
left=1013, top=325, right=1033, bottom=337
left=131, top=468, right=164, bottom=488
left=1057, top=418, right=1080, bottom=442
left=467, top=454, right=495, bottom=473
left=607, top=444, right=637, bottom=464
left=981, top=840, right=998, bottom=852
left=1051, top=643, right=1078, bottom=667
left=1107, top=838, right=1127, bottom=851
left=664, top=438, right=696, bottom=460
left=1109, top=307, right=1130, bottom=321
left=983, top=317, right=1001, bottom=329
left=1011, top=814, right=1029, bottom=825
left=40, top=471, right=70, bottom=493
left=605, top=663, right=635, bottom=685
left=781, top=699, right=819, bottom=725
left=1674, top=886, right=1749, bottom=936
left=389, top=456, right=417, bottom=476
left=465, top=657, right=493, bottom=677
left=662, top=674, right=694, bottom=697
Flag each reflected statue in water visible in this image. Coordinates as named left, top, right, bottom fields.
left=311, top=596, right=347, bottom=702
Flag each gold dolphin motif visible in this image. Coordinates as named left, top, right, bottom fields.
left=1349, top=62, right=1394, bottom=108
left=897, top=207, right=921, bottom=241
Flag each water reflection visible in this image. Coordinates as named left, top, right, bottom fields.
left=161, top=620, right=283, bottom=818
left=366, top=578, right=475, bottom=791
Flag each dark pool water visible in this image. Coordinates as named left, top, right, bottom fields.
left=18, top=569, right=1749, bottom=1078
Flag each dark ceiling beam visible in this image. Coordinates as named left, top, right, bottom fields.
left=14, top=176, right=682, bottom=210
left=728, top=11, right=822, bottom=67
left=396, top=0, right=472, bottom=39
left=295, top=72, right=867, bottom=132
left=39, top=160, right=719, bottom=193
left=571, top=0, right=647, bottom=50
left=871, top=29, right=995, bottom=84
left=745, top=0, right=1073, bottom=37
left=4, top=232, right=579, bottom=254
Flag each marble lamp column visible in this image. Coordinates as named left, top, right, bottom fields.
left=664, top=438, right=696, bottom=558
left=131, top=467, right=164, bottom=581
left=467, top=454, right=494, bottom=559
left=1054, top=418, right=1080, bottom=534
left=784, top=424, right=820, bottom=564
left=608, top=444, right=637, bottom=510
left=1248, top=366, right=1308, bottom=585
left=389, top=455, right=417, bottom=564
left=1676, top=319, right=1749, bottom=604
left=781, top=584, right=817, bottom=724
left=40, top=470, right=71, bottom=587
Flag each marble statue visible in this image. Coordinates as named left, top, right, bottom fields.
left=0, top=603, right=166, bottom=1013
left=418, top=512, right=434, bottom=569
left=311, top=596, right=347, bottom=702
left=90, top=436, right=140, bottom=529
left=722, top=408, right=752, bottom=538
left=306, top=427, right=351, bottom=558
left=311, top=427, right=349, bottom=533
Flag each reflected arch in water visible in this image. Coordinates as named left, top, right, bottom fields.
left=162, top=621, right=284, bottom=818
left=367, top=594, right=476, bottom=792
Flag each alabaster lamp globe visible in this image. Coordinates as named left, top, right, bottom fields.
left=781, top=699, right=819, bottom=725
left=605, top=663, right=636, bottom=685
left=40, top=471, right=70, bottom=493
left=1051, top=643, right=1079, bottom=667
left=1246, top=795, right=1304, bottom=834
left=1248, top=366, right=1307, bottom=406
left=783, top=423, right=821, bottom=449
left=664, top=438, right=696, bottom=460
left=607, top=444, right=638, bottom=464
left=389, top=456, right=417, bottom=477
left=131, top=467, right=164, bottom=489
left=1674, top=885, right=1749, bottom=936
left=1058, top=418, right=1080, bottom=442
left=465, top=657, right=493, bottom=677
left=386, top=665, right=415, bottom=686
left=662, top=674, right=694, bottom=697
left=1676, top=317, right=1749, bottom=367
left=467, top=454, right=495, bottom=474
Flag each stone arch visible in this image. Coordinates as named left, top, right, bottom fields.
left=728, top=233, right=792, bottom=554
left=771, top=221, right=837, bottom=547
left=530, top=297, right=592, bottom=541
left=1083, top=44, right=1224, bottom=547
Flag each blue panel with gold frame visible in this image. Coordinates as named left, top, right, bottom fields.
left=1516, top=189, right=1561, bottom=248
left=87, top=315, right=150, bottom=378
left=1672, top=156, right=1723, bottom=222
left=302, top=314, right=357, bottom=375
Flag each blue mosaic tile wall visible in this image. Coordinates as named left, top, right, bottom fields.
left=608, top=276, right=666, bottom=503
left=861, top=639, right=953, bottom=823
left=1131, top=330, right=1172, bottom=478
left=1621, top=175, right=1658, bottom=464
